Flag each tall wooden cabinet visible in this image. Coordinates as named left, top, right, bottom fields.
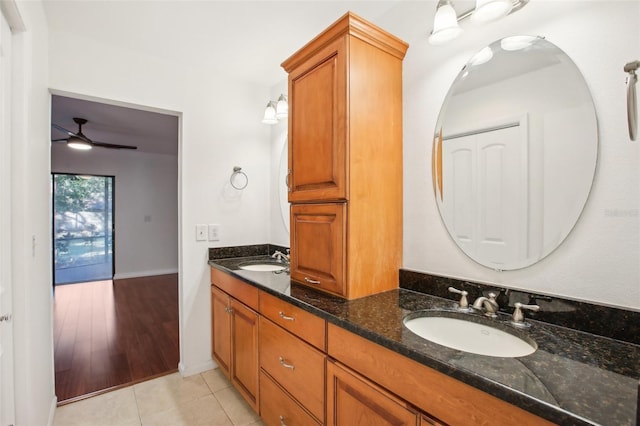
left=282, top=12, right=409, bottom=299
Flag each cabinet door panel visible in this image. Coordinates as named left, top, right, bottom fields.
left=230, top=298, right=259, bottom=412
left=260, top=317, right=326, bottom=422
left=211, top=286, right=231, bottom=378
left=290, top=203, right=345, bottom=296
left=327, top=360, right=418, bottom=426
left=289, top=37, right=347, bottom=202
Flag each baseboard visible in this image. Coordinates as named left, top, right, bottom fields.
left=178, top=359, right=217, bottom=377
left=48, top=394, right=58, bottom=426
left=113, top=268, right=178, bottom=280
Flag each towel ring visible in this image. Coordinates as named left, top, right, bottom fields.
left=230, top=166, right=248, bottom=190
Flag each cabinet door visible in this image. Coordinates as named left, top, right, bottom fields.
left=211, top=286, right=231, bottom=379
left=288, top=37, right=347, bottom=202
left=327, top=360, right=419, bottom=426
left=290, top=203, right=345, bottom=296
left=230, top=298, right=259, bottom=412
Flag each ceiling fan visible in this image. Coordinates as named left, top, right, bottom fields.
left=51, top=117, right=137, bottom=150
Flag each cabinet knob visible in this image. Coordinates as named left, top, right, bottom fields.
left=286, top=170, right=292, bottom=192
left=304, top=277, right=321, bottom=285
left=278, top=311, right=295, bottom=321
left=278, top=356, right=295, bottom=370
left=279, top=415, right=288, bottom=426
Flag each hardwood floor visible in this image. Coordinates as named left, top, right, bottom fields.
left=53, top=274, right=179, bottom=404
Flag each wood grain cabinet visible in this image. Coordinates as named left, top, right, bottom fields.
left=259, top=290, right=327, bottom=426
left=327, top=360, right=420, bottom=426
left=210, top=269, right=260, bottom=413
left=282, top=12, right=409, bottom=299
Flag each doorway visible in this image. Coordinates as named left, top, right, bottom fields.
left=52, top=173, right=115, bottom=285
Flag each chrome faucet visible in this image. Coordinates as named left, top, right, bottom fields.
left=510, top=302, right=540, bottom=328
left=448, top=287, right=470, bottom=311
left=472, top=293, right=499, bottom=317
left=272, top=250, right=290, bottom=264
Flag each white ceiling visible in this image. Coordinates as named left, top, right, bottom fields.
left=44, top=0, right=412, bottom=155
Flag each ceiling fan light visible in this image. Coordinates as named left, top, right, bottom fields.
left=472, top=0, right=512, bottom=23
left=67, top=136, right=92, bottom=150
left=429, top=0, right=463, bottom=45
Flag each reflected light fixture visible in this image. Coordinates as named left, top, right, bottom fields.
left=262, top=94, right=288, bottom=125
left=67, top=136, right=92, bottom=150
left=428, top=0, right=529, bottom=46
left=261, top=101, right=278, bottom=124
left=276, top=94, right=288, bottom=119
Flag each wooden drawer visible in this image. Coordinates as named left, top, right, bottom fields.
left=211, top=267, right=259, bottom=311
left=259, top=290, right=326, bottom=350
left=260, top=317, right=325, bottom=423
left=327, top=324, right=553, bottom=426
left=260, top=371, right=321, bottom=426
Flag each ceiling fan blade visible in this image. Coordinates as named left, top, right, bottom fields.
left=51, top=138, right=68, bottom=142
left=51, top=123, right=76, bottom=136
left=91, top=141, right=138, bottom=150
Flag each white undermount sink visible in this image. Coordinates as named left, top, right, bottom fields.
left=238, top=262, right=287, bottom=272
left=403, top=313, right=537, bottom=358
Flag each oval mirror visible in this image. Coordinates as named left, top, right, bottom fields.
left=279, top=136, right=290, bottom=233
left=433, top=36, right=597, bottom=270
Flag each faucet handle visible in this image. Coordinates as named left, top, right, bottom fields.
left=511, top=302, right=540, bottom=328
left=448, top=287, right=469, bottom=309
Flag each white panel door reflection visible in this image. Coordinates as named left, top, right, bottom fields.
left=442, top=124, right=528, bottom=269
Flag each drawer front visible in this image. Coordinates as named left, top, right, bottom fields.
left=260, top=371, right=321, bottom=426
left=259, top=290, right=326, bottom=350
left=211, top=267, right=259, bottom=311
left=260, top=317, right=325, bottom=422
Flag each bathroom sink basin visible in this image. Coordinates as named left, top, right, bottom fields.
left=403, top=312, right=537, bottom=358
left=238, top=262, right=287, bottom=272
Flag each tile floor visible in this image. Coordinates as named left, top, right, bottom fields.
left=54, top=369, right=266, bottom=426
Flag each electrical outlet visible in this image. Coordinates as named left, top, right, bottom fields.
left=208, top=224, right=220, bottom=241
left=196, top=224, right=207, bottom=241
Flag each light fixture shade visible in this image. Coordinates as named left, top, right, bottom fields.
left=469, top=46, right=493, bottom=66
left=429, top=0, right=463, bottom=45
left=276, top=94, right=288, bottom=119
left=262, top=101, right=278, bottom=124
left=67, top=136, right=92, bottom=150
left=500, top=35, right=537, bottom=51
left=472, top=0, right=512, bottom=23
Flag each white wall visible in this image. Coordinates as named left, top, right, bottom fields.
left=10, top=1, right=57, bottom=424
left=48, top=28, right=272, bottom=376
left=51, top=145, right=179, bottom=279
left=376, top=0, right=639, bottom=309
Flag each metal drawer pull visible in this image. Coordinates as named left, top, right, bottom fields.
left=304, top=277, right=321, bottom=285
left=278, top=311, right=295, bottom=321
left=280, top=415, right=288, bottom=426
left=278, top=356, right=295, bottom=370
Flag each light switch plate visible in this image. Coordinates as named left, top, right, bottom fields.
left=196, top=224, right=207, bottom=241
left=208, top=224, right=220, bottom=241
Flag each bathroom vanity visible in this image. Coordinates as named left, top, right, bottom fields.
left=209, top=253, right=640, bottom=426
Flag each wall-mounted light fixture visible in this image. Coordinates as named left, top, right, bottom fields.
left=262, top=94, right=288, bottom=125
left=429, top=0, right=529, bottom=45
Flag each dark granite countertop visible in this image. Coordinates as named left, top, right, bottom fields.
left=209, top=256, right=640, bottom=426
